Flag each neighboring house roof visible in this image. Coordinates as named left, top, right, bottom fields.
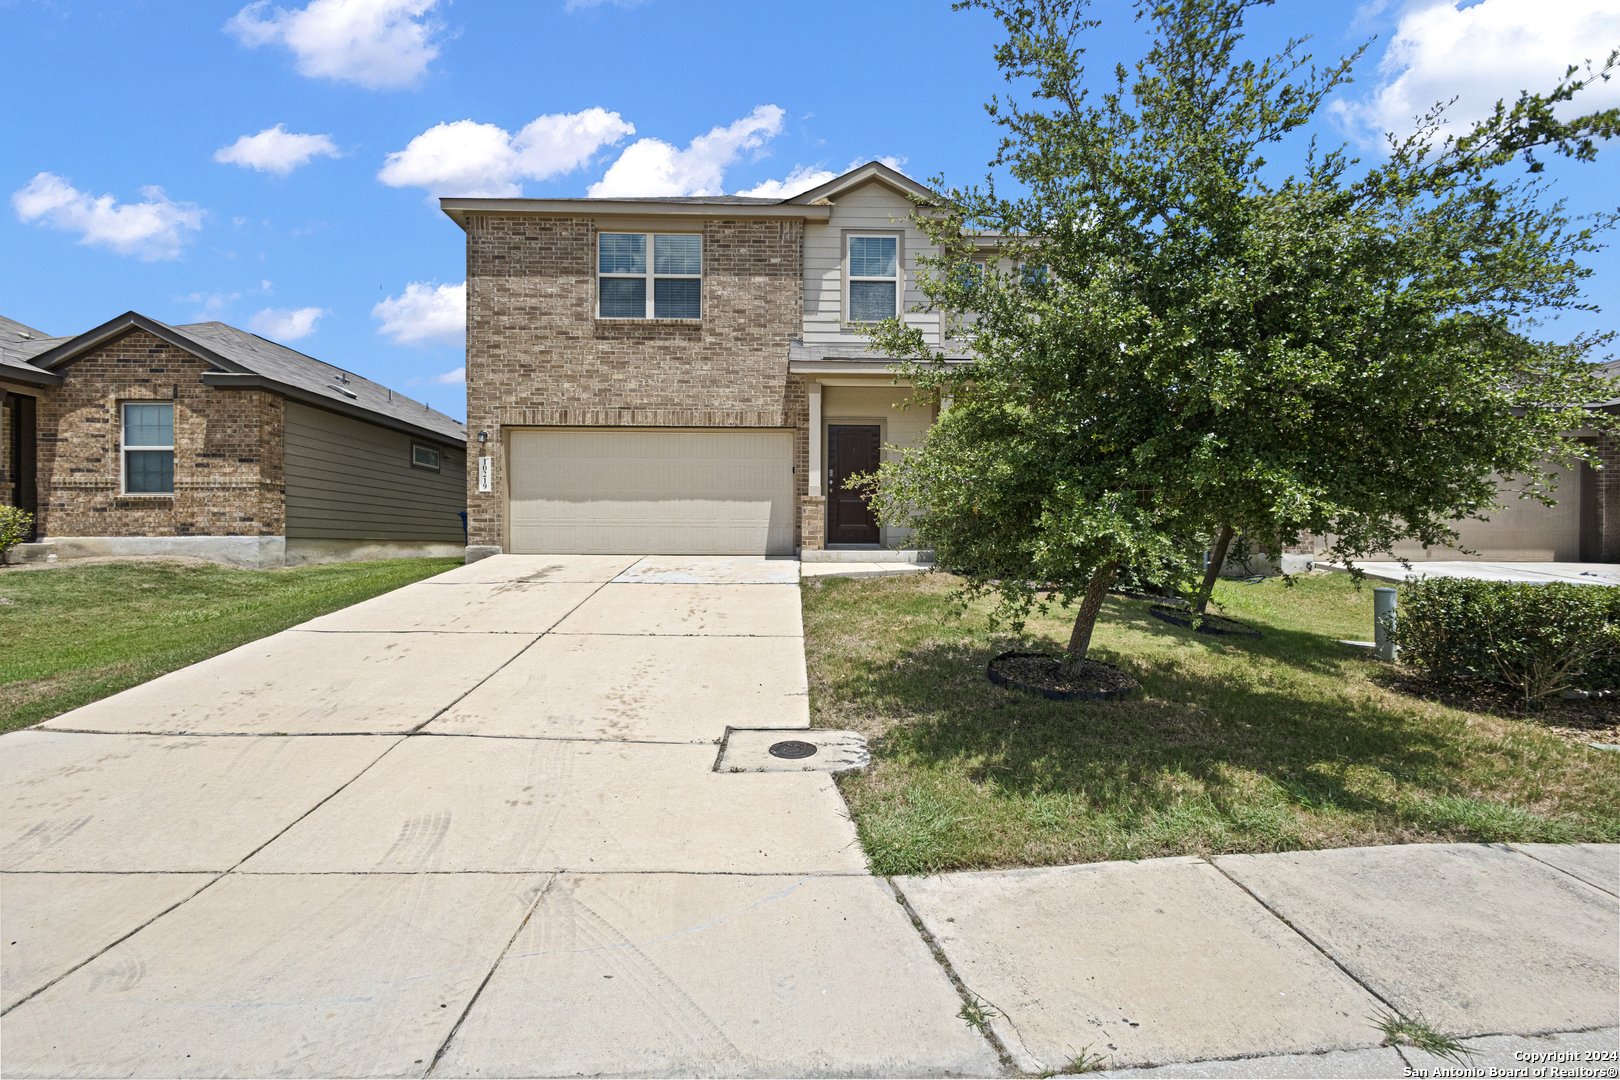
left=0, top=315, right=68, bottom=387
left=439, top=161, right=940, bottom=228
left=20, top=311, right=465, bottom=444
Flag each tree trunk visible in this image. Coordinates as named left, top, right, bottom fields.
left=1062, top=562, right=1116, bottom=673
left=1194, top=523, right=1235, bottom=615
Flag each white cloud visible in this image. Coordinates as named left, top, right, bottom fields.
left=589, top=105, right=785, bottom=197
left=225, top=0, right=443, bottom=90
left=428, top=366, right=465, bottom=384
left=564, top=0, right=649, bottom=10
left=249, top=306, right=327, bottom=340
left=733, top=156, right=913, bottom=199
left=378, top=109, right=635, bottom=197
left=373, top=281, right=465, bottom=346
left=1332, top=0, right=1620, bottom=146
left=183, top=290, right=242, bottom=316
left=11, top=173, right=204, bottom=260
left=735, top=164, right=837, bottom=199
left=214, top=124, right=341, bottom=175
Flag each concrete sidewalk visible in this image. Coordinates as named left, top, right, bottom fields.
left=2, top=554, right=1616, bottom=1078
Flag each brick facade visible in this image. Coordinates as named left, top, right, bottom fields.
left=799, top=495, right=825, bottom=551
left=35, top=329, right=285, bottom=538
left=463, top=214, right=808, bottom=549
left=1596, top=432, right=1620, bottom=562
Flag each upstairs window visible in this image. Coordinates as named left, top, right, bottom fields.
left=122, top=401, right=174, bottom=495
left=849, top=235, right=899, bottom=322
left=598, top=233, right=702, bottom=319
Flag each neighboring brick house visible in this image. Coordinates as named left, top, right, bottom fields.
left=0, top=311, right=467, bottom=567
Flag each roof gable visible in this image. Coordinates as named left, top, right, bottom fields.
left=785, top=161, right=939, bottom=206
left=23, top=311, right=464, bottom=444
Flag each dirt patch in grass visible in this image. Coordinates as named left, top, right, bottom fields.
left=990, top=653, right=1139, bottom=696
left=803, top=571, right=1620, bottom=875
left=1377, top=668, right=1620, bottom=747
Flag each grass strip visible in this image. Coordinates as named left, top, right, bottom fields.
left=0, top=557, right=460, bottom=733
left=804, top=571, right=1620, bottom=874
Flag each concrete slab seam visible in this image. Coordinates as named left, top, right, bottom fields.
left=1203, top=857, right=1407, bottom=1026
left=0, top=734, right=410, bottom=1017
left=548, top=632, right=805, bottom=638
left=407, top=575, right=621, bottom=734
left=26, top=728, right=426, bottom=738
left=883, top=876, right=1021, bottom=1076
left=1507, top=844, right=1620, bottom=898
left=412, top=731, right=730, bottom=747
left=224, top=869, right=873, bottom=878
left=0, top=872, right=222, bottom=1019
left=500, top=878, right=814, bottom=965
left=287, top=629, right=546, bottom=635
left=425, top=874, right=556, bottom=1078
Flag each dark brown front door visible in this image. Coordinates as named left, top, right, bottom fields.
left=828, top=425, right=881, bottom=545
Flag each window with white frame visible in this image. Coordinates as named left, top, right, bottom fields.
left=122, top=401, right=174, bottom=495
left=598, top=233, right=702, bottom=319
left=411, top=443, right=441, bottom=471
left=848, top=235, right=899, bottom=322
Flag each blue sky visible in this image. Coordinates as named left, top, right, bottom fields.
left=4, top=0, right=1617, bottom=423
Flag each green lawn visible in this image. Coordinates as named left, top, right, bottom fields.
left=803, top=570, right=1620, bottom=875
left=0, top=557, right=460, bottom=733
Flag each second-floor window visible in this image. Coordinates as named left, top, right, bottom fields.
left=598, top=232, right=702, bottom=319
left=849, top=235, right=899, bottom=322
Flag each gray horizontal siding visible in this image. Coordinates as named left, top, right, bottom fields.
left=284, top=401, right=466, bottom=543
left=803, top=185, right=942, bottom=346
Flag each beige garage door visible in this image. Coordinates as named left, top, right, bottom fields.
left=1386, top=461, right=1583, bottom=561
left=508, top=429, right=796, bottom=555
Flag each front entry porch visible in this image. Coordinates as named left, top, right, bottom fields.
left=796, top=364, right=942, bottom=552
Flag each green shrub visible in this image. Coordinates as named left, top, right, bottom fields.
left=0, top=506, right=33, bottom=563
left=1392, top=577, right=1620, bottom=703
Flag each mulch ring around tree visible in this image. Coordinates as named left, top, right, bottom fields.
left=1148, top=604, right=1263, bottom=638
left=987, top=650, right=1140, bottom=702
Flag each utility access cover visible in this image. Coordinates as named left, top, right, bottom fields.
left=715, top=729, right=870, bottom=773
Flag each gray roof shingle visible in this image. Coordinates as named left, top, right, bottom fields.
left=10, top=312, right=464, bottom=443
left=172, top=321, right=465, bottom=442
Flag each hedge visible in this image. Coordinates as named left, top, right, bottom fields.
left=1391, top=577, right=1620, bottom=704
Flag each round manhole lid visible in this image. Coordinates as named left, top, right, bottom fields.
left=768, top=740, right=818, bottom=760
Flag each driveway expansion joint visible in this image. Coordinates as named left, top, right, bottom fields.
left=425, top=874, right=555, bottom=1078
left=1, top=735, right=409, bottom=1017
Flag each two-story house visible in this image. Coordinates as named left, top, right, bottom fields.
left=448, top=160, right=1619, bottom=565
left=445, top=160, right=959, bottom=560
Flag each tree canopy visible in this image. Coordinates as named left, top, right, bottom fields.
left=864, top=0, right=1620, bottom=667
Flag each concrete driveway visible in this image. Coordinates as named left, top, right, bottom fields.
left=1, top=554, right=996, bottom=1078
left=3, top=554, right=1616, bottom=1078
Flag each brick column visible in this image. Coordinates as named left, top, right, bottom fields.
left=800, top=495, right=825, bottom=551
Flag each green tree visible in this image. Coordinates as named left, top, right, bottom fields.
left=864, top=0, right=1618, bottom=672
